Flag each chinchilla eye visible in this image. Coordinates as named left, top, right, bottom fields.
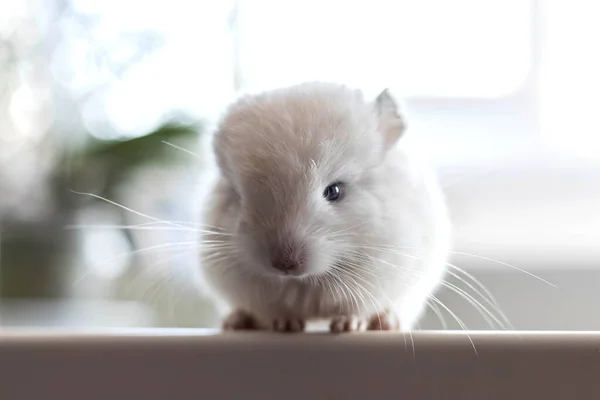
left=323, top=182, right=342, bottom=202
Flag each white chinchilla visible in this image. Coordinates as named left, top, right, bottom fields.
left=196, top=82, right=450, bottom=333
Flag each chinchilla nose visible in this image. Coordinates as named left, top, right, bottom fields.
left=269, top=240, right=307, bottom=275
left=270, top=255, right=300, bottom=274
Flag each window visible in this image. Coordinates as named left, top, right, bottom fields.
left=236, top=0, right=532, bottom=98
left=236, top=0, right=535, bottom=168
left=233, top=0, right=600, bottom=331
left=1, top=0, right=599, bottom=331
left=539, top=1, right=600, bottom=160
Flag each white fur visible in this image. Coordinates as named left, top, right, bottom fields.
left=196, top=82, right=450, bottom=330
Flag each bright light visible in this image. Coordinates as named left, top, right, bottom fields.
left=237, top=0, right=532, bottom=98
left=539, top=1, right=600, bottom=160
left=59, top=0, right=235, bottom=138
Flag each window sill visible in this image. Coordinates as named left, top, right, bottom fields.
left=1, top=329, right=599, bottom=399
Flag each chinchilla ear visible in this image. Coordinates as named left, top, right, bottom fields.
left=374, top=88, right=406, bottom=149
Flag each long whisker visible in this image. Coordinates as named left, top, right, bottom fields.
left=339, top=259, right=421, bottom=358
left=330, top=266, right=362, bottom=315
left=439, top=280, right=506, bottom=330
left=326, top=222, right=369, bottom=238
left=426, top=300, right=448, bottom=330
left=350, top=243, right=554, bottom=288
left=327, top=244, right=479, bottom=355
left=110, top=242, right=199, bottom=264
left=70, top=190, right=189, bottom=229
left=321, top=272, right=340, bottom=307
left=325, top=270, right=351, bottom=314
left=68, top=220, right=202, bottom=228
left=345, top=248, right=510, bottom=332
left=445, top=264, right=513, bottom=329
left=342, top=275, right=371, bottom=318
left=65, top=224, right=234, bottom=236
left=451, top=251, right=556, bottom=287
left=445, top=263, right=502, bottom=307
left=337, top=266, right=388, bottom=323
left=428, top=294, right=478, bottom=356
left=346, top=243, right=542, bottom=326
left=161, top=140, right=202, bottom=159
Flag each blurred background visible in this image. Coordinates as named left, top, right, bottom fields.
left=1, top=0, right=599, bottom=331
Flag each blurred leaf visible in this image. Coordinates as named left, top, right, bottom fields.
left=81, top=120, right=202, bottom=169
left=56, top=118, right=203, bottom=200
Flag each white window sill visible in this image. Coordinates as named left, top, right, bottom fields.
left=1, top=329, right=599, bottom=399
